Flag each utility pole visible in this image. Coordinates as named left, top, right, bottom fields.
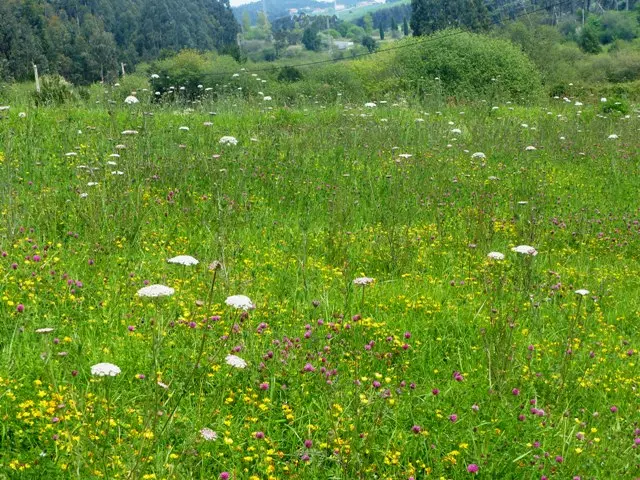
left=33, top=64, right=40, bottom=93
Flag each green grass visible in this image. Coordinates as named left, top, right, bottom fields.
left=0, top=92, right=639, bottom=479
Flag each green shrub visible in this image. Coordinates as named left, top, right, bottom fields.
left=600, top=97, right=630, bottom=115
left=394, top=29, right=543, bottom=101
left=277, top=66, right=303, bottom=83
left=33, top=75, right=77, bottom=106
left=149, top=50, right=239, bottom=100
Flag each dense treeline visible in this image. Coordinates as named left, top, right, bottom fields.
left=352, top=4, right=412, bottom=30
left=0, top=0, right=239, bottom=84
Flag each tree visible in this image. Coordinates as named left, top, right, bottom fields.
left=363, top=14, right=373, bottom=34
left=257, top=11, right=271, bottom=40
left=403, top=17, right=410, bottom=36
left=302, top=27, right=320, bottom=51
left=391, top=17, right=398, bottom=31
left=578, top=22, right=602, bottom=52
left=242, top=11, right=251, bottom=33
left=379, top=25, right=385, bottom=40
left=410, top=0, right=489, bottom=36
left=362, top=35, right=377, bottom=52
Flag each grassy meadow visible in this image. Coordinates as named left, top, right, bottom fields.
left=0, top=93, right=639, bottom=479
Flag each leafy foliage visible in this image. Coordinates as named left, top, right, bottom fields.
left=0, top=0, right=239, bottom=84
left=33, top=74, right=77, bottom=106
left=395, top=29, right=542, bottom=100
left=410, top=0, right=489, bottom=36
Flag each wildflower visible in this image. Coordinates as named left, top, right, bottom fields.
left=471, top=152, right=486, bottom=159
left=219, top=472, right=230, bottom=480
left=225, top=354, right=247, bottom=369
left=303, top=363, right=316, bottom=372
left=200, top=428, right=218, bottom=441
left=411, top=425, right=421, bottom=434
left=263, top=96, right=272, bottom=101
left=179, top=126, right=189, bottom=131
left=487, top=251, right=505, bottom=260
left=364, top=102, right=376, bottom=108
left=575, top=289, right=589, bottom=296
left=225, top=295, right=254, bottom=310
left=467, top=464, right=479, bottom=473
left=35, top=328, right=54, bottom=334
left=121, top=130, right=138, bottom=135
left=449, top=414, right=458, bottom=422
left=471, top=404, right=480, bottom=412
left=219, top=136, right=238, bottom=146
left=137, top=284, right=175, bottom=298
left=610, top=405, right=618, bottom=413
left=167, top=255, right=199, bottom=266
left=304, top=439, right=313, bottom=448
left=16, top=304, right=25, bottom=313
left=90, top=363, right=121, bottom=377
left=512, top=245, right=538, bottom=256
left=512, top=388, right=520, bottom=396
left=451, top=128, right=462, bottom=134
left=124, top=96, right=139, bottom=104
left=353, top=277, right=375, bottom=286
left=608, top=134, right=619, bottom=139
left=525, top=146, right=537, bottom=151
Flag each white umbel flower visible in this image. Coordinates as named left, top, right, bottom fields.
left=263, top=96, right=272, bottom=101
left=608, top=134, right=619, bottom=139
left=525, top=146, right=537, bottom=151
left=150, top=74, right=160, bottom=79
left=225, top=354, right=247, bottom=369
left=124, top=95, right=139, bottom=105
left=219, top=136, right=238, bottom=146
left=121, top=130, right=138, bottom=135
left=471, top=152, right=486, bottom=159
left=575, top=289, right=590, bottom=296
left=487, top=252, right=505, bottom=260
left=511, top=245, right=538, bottom=256
left=179, top=126, right=189, bottom=131
left=364, top=102, right=377, bottom=108
left=200, top=428, right=218, bottom=441
left=35, top=328, right=55, bottom=334
left=225, top=295, right=254, bottom=310
left=137, top=284, right=175, bottom=298
left=451, top=128, right=462, bottom=134
left=91, top=362, right=121, bottom=377
left=167, top=255, right=199, bottom=266
left=353, top=277, right=375, bottom=286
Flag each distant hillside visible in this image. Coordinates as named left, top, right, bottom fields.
left=234, top=0, right=354, bottom=24
left=0, top=0, right=239, bottom=84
